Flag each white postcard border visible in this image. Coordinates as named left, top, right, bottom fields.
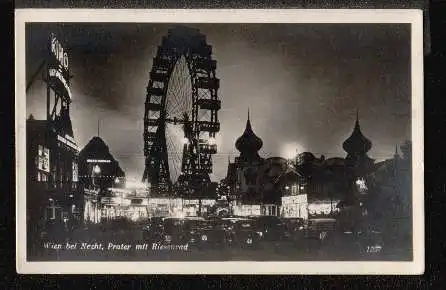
left=15, top=9, right=424, bottom=275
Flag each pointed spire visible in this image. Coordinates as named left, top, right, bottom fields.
left=97, top=119, right=100, bottom=137
left=394, top=144, right=400, bottom=159
left=235, top=109, right=263, bottom=159
left=246, top=108, right=252, bottom=130
left=342, top=110, right=372, bottom=156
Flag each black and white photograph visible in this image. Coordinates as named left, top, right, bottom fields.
left=15, top=9, right=424, bottom=274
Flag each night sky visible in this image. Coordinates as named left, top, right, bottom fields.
left=26, top=23, right=411, bottom=182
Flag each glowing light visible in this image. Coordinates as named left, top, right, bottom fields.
left=114, top=177, right=120, bottom=184
left=281, top=142, right=304, bottom=160
left=308, top=201, right=340, bottom=215
left=93, top=165, right=101, bottom=174
left=282, top=194, right=307, bottom=204
left=183, top=137, right=189, bottom=144
left=126, top=180, right=147, bottom=189
left=130, top=213, right=139, bottom=222
left=285, top=186, right=290, bottom=190
left=355, top=178, right=368, bottom=192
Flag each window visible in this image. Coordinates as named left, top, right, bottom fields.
left=37, top=171, right=48, bottom=182
left=46, top=207, right=55, bottom=220
left=291, top=185, right=297, bottom=195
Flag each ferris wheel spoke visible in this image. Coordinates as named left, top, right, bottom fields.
left=167, top=88, right=184, bottom=118
left=167, top=71, right=190, bottom=117
left=175, top=87, right=189, bottom=115
left=171, top=59, right=185, bottom=99
left=166, top=131, right=183, bottom=181
left=168, top=93, right=185, bottom=118
left=165, top=133, right=177, bottom=179
left=168, top=85, right=191, bottom=118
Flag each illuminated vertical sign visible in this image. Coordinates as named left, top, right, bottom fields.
left=50, top=33, right=69, bottom=70
left=48, top=33, right=71, bottom=99
left=72, top=161, right=78, bottom=182
left=37, top=145, right=50, bottom=173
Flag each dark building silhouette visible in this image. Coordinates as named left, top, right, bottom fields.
left=226, top=111, right=266, bottom=203
left=78, top=136, right=126, bottom=193
left=281, top=112, right=376, bottom=217
left=26, top=113, right=81, bottom=250
left=365, top=142, right=412, bottom=232
left=225, top=111, right=296, bottom=207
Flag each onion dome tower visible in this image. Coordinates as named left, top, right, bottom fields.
left=235, top=110, right=263, bottom=163
left=343, top=111, right=372, bottom=159
left=342, top=110, right=374, bottom=174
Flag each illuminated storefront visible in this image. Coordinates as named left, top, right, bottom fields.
left=281, top=194, right=308, bottom=219
left=307, top=200, right=340, bottom=216
left=232, top=204, right=262, bottom=216
left=83, top=189, right=101, bottom=223
left=82, top=186, right=220, bottom=222
left=231, top=203, right=281, bottom=217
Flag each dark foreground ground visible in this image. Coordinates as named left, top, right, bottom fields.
left=26, top=224, right=413, bottom=262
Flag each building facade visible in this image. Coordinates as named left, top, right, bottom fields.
left=26, top=33, right=81, bottom=252
left=78, top=136, right=126, bottom=223
left=224, top=112, right=295, bottom=216
left=27, top=116, right=81, bottom=230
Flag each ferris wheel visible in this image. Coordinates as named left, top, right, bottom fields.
left=142, top=26, right=221, bottom=195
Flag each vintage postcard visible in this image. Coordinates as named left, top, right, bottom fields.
left=15, top=9, right=424, bottom=274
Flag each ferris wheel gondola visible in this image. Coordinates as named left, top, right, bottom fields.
left=142, top=26, right=221, bottom=196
